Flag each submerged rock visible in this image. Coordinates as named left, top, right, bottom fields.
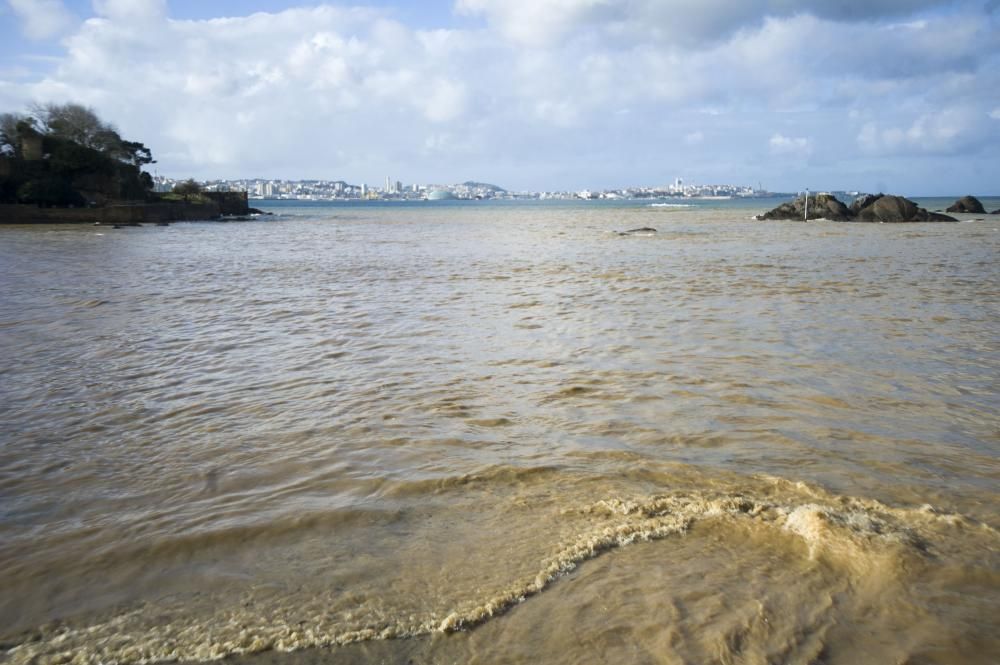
left=756, top=193, right=853, bottom=221
left=618, top=227, right=657, bottom=236
left=854, top=195, right=957, bottom=223
left=946, top=196, right=986, bottom=214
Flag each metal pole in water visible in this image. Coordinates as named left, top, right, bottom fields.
left=804, top=188, right=809, bottom=221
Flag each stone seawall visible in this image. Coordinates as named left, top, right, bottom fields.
left=205, top=191, right=249, bottom=216
left=0, top=202, right=221, bottom=224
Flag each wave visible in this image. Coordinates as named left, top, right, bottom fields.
left=4, top=472, right=995, bottom=664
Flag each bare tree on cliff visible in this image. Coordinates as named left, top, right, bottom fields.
left=32, top=103, right=113, bottom=151
left=30, top=103, right=155, bottom=168
left=1, top=102, right=157, bottom=205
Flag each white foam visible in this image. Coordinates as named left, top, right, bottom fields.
left=4, top=486, right=993, bottom=664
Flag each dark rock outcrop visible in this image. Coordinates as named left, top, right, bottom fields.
left=992, top=209, right=1000, bottom=215
left=854, top=195, right=957, bottom=223
left=850, top=193, right=883, bottom=216
left=758, top=193, right=958, bottom=223
left=756, top=193, right=853, bottom=221
left=946, top=196, right=986, bottom=214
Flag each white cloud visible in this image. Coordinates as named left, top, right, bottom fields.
left=7, top=0, right=75, bottom=40
left=455, top=0, right=612, bottom=46
left=421, top=78, right=468, bottom=122
left=533, top=99, right=580, bottom=127
left=455, top=0, right=951, bottom=47
left=91, top=0, right=165, bottom=22
left=684, top=131, right=704, bottom=146
left=13, top=6, right=484, bottom=181
left=857, top=107, right=989, bottom=155
left=1, top=1, right=995, bottom=192
left=769, top=134, right=813, bottom=157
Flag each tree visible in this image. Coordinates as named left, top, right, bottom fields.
left=17, top=176, right=86, bottom=207
left=2, top=102, right=157, bottom=203
left=0, top=112, right=34, bottom=157
left=47, top=138, right=116, bottom=177
left=120, top=169, right=154, bottom=201
left=30, top=103, right=156, bottom=167
left=173, top=179, right=202, bottom=197
left=32, top=103, right=110, bottom=151
left=117, top=140, right=155, bottom=167
left=0, top=114, right=18, bottom=156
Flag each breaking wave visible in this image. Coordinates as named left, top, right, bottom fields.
left=5, top=474, right=995, bottom=664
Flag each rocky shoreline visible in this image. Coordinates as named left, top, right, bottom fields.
left=756, top=194, right=996, bottom=223
left=0, top=193, right=270, bottom=225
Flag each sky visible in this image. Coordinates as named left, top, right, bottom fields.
left=1, top=0, right=998, bottom=194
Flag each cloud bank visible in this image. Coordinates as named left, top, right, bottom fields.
left=7, top=0, right=76, bottom=40
left=1, top=0, right=997, bottom=193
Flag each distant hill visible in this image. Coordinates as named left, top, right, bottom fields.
left=462, top=181, right=506, bottom=192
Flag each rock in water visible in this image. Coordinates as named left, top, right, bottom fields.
left=618, top=227, right=657, bottom=236
left=854, top=195, right=957, bottom=222
left=758, top=193, right=958, bottom=223
left=757, top=194, right=958, bottom=222
left=756, top=193, right=852, bottom=221
left=850, top=193, right=883, bottom=216
left=946, top=196, right=986, bottom=214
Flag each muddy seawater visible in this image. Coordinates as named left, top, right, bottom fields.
left=1, top=199, right=998, bottom=664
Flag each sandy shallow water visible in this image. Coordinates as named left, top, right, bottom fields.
left=1, top=200, right=997, bottom=664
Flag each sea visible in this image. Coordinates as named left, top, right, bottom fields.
left=1, top=197, right=998, bottom=664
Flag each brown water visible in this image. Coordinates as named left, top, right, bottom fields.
left=1, top=202, right=998, bottom=664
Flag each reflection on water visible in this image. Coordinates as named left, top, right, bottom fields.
left=1, top=203, right=998, bottom=663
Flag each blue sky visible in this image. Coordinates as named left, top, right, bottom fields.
left=2, top=0, right=998, bottom=194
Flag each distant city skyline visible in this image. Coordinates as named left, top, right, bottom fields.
left=1, top=0, right=998, bottom=195
left=152, top=174, right=774, bottom=201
